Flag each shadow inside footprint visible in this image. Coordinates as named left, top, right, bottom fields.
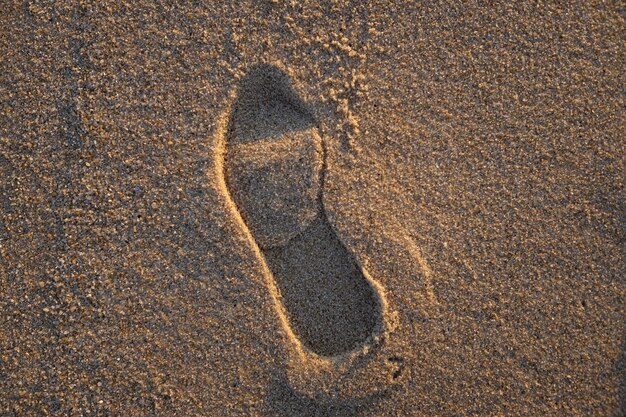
left=223, top=64, right=381, bottom=357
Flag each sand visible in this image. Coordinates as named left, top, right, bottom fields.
left=1, top=1, right=625, bottom=416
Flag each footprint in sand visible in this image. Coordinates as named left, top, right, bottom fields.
left=218, top=65, right=386, bottom=358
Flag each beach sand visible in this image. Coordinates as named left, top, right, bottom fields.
left=1, top=2, right=624, bottom=416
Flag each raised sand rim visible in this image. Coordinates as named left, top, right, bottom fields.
left=219, top=64, right=385, bottom=357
